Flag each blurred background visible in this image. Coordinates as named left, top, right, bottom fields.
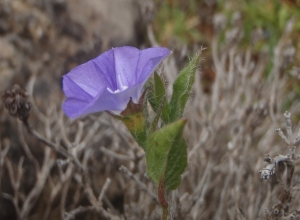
left=1, top=0, right=300, bottom=219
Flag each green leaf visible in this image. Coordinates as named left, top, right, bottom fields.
left=149, top=96, right=166, bottom=133
left=168, top=53, right=200, bottom=123
left=145, top=119, right=187, bottom=190
left=146, top=73, right=171, bottom=124
left=146, top=78, right=157, bottom=111
left=153, top=73, right=170, bottom=124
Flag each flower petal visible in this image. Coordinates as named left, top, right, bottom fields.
left=62, top=98, right=89, bottom=118
left=64, top=63, right=108, bottom=98
left=92, top=50, right=119, bottom=92
left=111, top=47, right=140, bottom=89
left=136, top=47, right=171, bottom=84
left=64, top=83, right=144, bottom=118
left=62, top=46, right=170, bottom=118
left=63, top=75, right=94, bottom=101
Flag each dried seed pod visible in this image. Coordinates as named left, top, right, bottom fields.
left=2, top=84, right=32, bottom=121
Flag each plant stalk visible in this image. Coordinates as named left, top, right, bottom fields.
left=162, top=206, right=168, bottom=220
left=158, top=179, right=168, bottom=220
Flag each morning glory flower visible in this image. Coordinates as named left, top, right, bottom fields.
left=63, top=46, right=170, bottom=118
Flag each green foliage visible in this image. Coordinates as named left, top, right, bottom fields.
left=153, top=0, right=202, bottom=45
left=168, top=52, right=200, bottom=123
left=146, top=74, right=168, bottom=129
left=216, top=0, right=300, bottom=76
left=147, top=53, right=200, bottom=124
left=219, top=2, right=299, bottom=45
left=112, top=20, right=200, bottom=196
left=142, top=53, right=200, bottom=193
left=153, top=73, right=170, bottom=123
left=145, top=119, right=187, bottom=190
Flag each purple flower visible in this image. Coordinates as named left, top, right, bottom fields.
left=63, top=46, right=170, bottom=118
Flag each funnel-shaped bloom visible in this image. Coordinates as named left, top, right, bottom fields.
left=63, top=46, right=170, bottom=118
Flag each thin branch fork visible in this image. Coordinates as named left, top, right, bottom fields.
left=64, top=206, right=95, bottom=220
left=259, top=155, right=291, bottom=179
left=119, top=165, right=159, bottom=205
left=276, top=128, right=291, bottom=146
left=22, top=119, right=84, bottom=171
left=275, top=111, right=300, bottom=160
left=260, top=111, right=299, bottom=219
left=21, top=119, right=120, bottom=219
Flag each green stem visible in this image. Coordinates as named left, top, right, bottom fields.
left=162, top=206, right=168, bottom=220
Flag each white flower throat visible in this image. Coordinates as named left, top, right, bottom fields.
left=107, top=74, right=128, bottom=93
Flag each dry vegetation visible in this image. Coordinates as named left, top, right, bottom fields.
left=1, top=0, right=300, bottom=220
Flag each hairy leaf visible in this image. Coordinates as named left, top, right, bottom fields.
left=168, top=53, right=200, bottom=122
left=146, top=119, right=187, bottom=190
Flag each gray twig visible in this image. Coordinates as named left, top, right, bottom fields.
left=119, top=165, right=159, bottom=205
